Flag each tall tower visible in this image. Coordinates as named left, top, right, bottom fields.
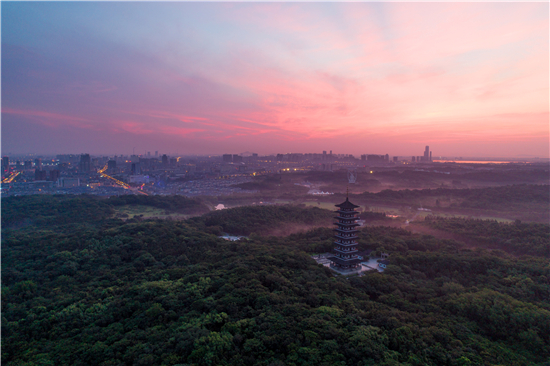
left=424, top=146, right=430, bottom=161
left=328, top=196, right=361, bottom=270
left=79, top=154, right=90, bottom=172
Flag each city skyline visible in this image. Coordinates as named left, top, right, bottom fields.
left=2, top=2, right=549, bottom=158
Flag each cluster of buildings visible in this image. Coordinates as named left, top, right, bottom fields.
left=1, top=146, right=437, bottom=197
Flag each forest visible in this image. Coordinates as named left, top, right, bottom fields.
left=423, top=217, right=550, bottom=257
left=2, top=196, right=550, bottom=366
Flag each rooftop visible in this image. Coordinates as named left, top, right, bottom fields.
left=335, top=197, right=360, bottom=209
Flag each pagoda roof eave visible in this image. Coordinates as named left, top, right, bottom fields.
left=335, top=197, right=360, bottom=209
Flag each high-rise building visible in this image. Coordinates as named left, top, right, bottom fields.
left=162, top=154, right=168, bottom=167
left=49, top=170, right=60, bottom=182
left=34, top=158, right=42, bottom=170
left=424, top=146, right=431, bottom=162
left=35, top=169, right=47, bottom=181
left=79, top=154, right=91, bottom=172
left=155, top=151, right=159, bottom=157
left=108, top=160, right=117, bottom=172
left=233, top=155, right=243, bottom=163
left=328, top=197, right=361, bottom=270
left=222, top=154, right=232, bottom=163
left=131, top=162, right=141, bottom=175
left=412, top=156, right=416, bottom=162
left=2, top=156, right=9, bottom=173
left=366, top=155, right=386, bottom=163
left=24, top=161, right=32, bottom=170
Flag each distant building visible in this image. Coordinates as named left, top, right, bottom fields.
left=366, top=155, right=386, bottom=163
left=233, top=155, right=243, bottom=163
left=412, top=156, right=416, bottom=162
left=393, top=156, right=398, bottom=162
left=49, top=170, right=60, bottom=182
left=222, top=154, right=232, bottom=163
left=170, top=157, right=177, bottom=167
left=24, top=161, right=32, bottom=170
left=34, top=158, right=42, bottom=170
left=79, top=154, right=91, bottom=172
left=2, top=156, right=9, bottom=173
left=58, top=177, right=80, bottom=188
left=162, top=154, right=168, bottom=167
left=35, top=169, right=47, bottom=181
left=128, top=175, right=149, bottom=184
left=131, top=162, right=141, bottom=175
left=423, top=146, right=432, bottom=162
left=108, top=160, right=117, bottom=172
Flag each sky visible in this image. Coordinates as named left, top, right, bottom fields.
left=1, top=2, right=549, bottom=158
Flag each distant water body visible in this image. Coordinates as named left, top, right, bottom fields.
left=434, top=160, right=521, bottom=164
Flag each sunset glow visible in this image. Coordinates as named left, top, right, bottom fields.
left=2, top=2, right=548, bottom=157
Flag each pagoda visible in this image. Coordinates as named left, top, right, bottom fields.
left=328, top=195, right=362, bottom=270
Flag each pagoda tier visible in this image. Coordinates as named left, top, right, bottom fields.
left=334, top=217, right=360, bottom=224
left=334, top=235, right=358, bottom=242
left=335, top=210, right=360, bottom=216
left=333, top=247, right=358, bottom=254
left=334, top=240, right=358, bottom=246
left=329, top=197, right=362, bottom=270
left=334, top=228, right=359, bottom=236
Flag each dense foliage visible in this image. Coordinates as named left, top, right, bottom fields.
left=350, top=184, right=549, bottom=222
left=423, top=217, right=550, bottom=257
left=1, top=194, right=114, bottom=228
left=105, top=195, right=209, bottom=215
left=354, top=184, right=549, bottom=209
left=1, top=194, right=209, bottom=229
left=188, top=205, right=334, bottom=236
left=2, top=198, right=550, bottom=366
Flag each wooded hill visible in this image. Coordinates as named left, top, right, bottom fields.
left=2, top=197, right=550, bottom=366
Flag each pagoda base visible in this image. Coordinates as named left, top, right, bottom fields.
left=328, top=263, right=364, bottom=276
